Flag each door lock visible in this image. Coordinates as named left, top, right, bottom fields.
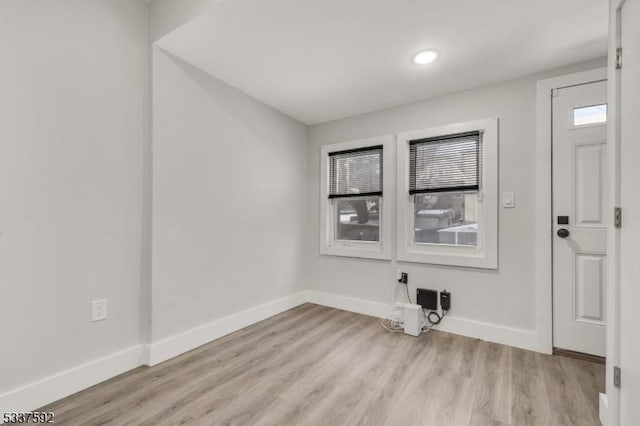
left=557, top=228, right=570, bottom=238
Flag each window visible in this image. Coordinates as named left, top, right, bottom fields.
left=414, top=192, right=478, bottom=245
left=410, top=131, right=480, bottom=247
left=572, top=104, right=607, bottom=127
left=397, top=119, right=498, bottom=269
left=320, top=136, right=394, bottom=259
left=329, top=146, right=382, bottom=242
left=335, top=198, right=380, bottom=241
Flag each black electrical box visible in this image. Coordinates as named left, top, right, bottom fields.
left=416, top=288, right=438, bottom=310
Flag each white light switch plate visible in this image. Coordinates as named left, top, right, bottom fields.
left=502, top=192, right=515, bottom=208
left=91, top=299, right=107, bottom=322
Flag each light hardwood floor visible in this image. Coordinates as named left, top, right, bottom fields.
left=39, top=304, right=604, bottom=425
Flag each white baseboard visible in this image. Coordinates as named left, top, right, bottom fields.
left=0, top=345, right=145, bottom=417
left=599, top=393, right=608, bottom=426
left=148, top=289, right=539, bottom=368
left=0, top=289, right=544, bottom=418
left=435, top=314, right=540, bottom=352
left=145, top=292, right=308, bottom=366
left=309, top=291, right=540, bottom=353
left=0, top=293, right=308, bottom=417
left=306, top=290, right=389, bottom=318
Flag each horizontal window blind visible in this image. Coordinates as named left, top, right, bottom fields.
left=329, top=145, right=383, bottom=199
left=409, top=131, right=481, bottom=194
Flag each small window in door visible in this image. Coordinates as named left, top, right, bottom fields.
left=573, top=104, right=607, bottom=126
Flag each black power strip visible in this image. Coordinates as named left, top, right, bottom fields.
left=440, top=290, right=451, bottom=311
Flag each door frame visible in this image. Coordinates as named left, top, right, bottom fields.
left=534, top=66, right=608, bottom=355
left=601, top=2, right=625, bottom=425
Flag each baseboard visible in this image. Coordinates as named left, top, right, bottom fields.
left=435, top=314, right=540, bottom=352
left=308, top=291, right=540, bottom=352
left=0, top=344, right=145, bottom=417
left=0, top=292, right=308, bottom=417
left=599, top=393, right=608, bottom=426
left=0, top=289, right=543, bottom=418
left=306, top=290, right=390, bottom=318
left=146, top=292, right=308, bottom=366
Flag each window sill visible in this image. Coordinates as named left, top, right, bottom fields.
left=323, top=243, right=391, bottom=260
left=397, top=248, right=497, bottom=269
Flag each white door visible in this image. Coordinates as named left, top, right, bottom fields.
left=619, top=0, right=640, bottom=423
left=552, top=80, right=607, bottom=357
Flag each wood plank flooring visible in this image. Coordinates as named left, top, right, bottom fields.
left=38, top=304, right=604, bottom=425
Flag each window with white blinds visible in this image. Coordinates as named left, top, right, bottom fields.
left=397, top=118, right=497, bottom=269
left=320, top=136, right=393, bottom=260
left=328, top=146, right=383, bottom=198
left=409, top=131, right=480, bottom=194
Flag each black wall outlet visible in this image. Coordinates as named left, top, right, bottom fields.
left=440, top=290, right=451, bottom=311
left=417, top=288, right=438, bottom=310
left=398, top=272, right=408, bottom=284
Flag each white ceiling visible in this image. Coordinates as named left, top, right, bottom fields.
left=157, top=0, right=608, bottom=125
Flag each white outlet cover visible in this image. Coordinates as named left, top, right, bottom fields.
left=91, top=299, right=107, bottom=322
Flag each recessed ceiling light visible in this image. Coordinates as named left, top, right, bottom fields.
left=412, top=49, right=439, bottom=65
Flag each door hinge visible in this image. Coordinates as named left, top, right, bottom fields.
left=614, top=207, right=622, bottom=228
left=616, top=48, right=623, bottom=70
left=551, top=88, right=559, bottom=97
left=614, top=366, right=621, bottom=388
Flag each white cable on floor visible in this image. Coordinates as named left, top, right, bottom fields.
left=381, top=317, right=404, bottom=333
left=380, top=308, right=404, bottom=333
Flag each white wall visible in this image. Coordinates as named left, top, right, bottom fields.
left=0, top=0, right=609, bottom=411
left=0, top=0, right=149, bottom=395
left=152, top=49, right=308, bottom=342
left=150, top=0, right=216, bottom=42
left=307, top=59, right=606, bottom=343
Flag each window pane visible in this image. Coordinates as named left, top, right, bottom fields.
left=329, top=147, right=382, bottom=197
left=414, top=192, right=477, bottom=246
left=410, top=132, right=480, bottom=194
left=573, top=104, right=607, bottom=126
left=335, top=197, right=380, bottom=241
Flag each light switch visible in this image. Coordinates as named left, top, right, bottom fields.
left=502, top=192, right=515, bottom=208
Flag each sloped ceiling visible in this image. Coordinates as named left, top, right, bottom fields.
left=157, top=0, right=608, bottom=124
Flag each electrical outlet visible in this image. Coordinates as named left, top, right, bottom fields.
left=91, top=299, right=107, bottom=322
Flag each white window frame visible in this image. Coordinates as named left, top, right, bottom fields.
left=396, top=118, right=498, bottom=269
left=320, top=135, right=394, bottom=260
left=569, top=103, right=608, bottom=130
